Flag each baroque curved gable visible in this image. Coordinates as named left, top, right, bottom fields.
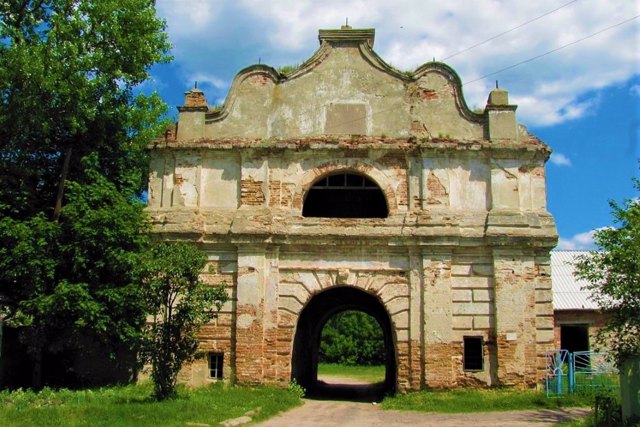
left=176, top=27, right=522, bottom=142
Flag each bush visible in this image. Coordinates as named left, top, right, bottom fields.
left=319, top=310, right=384, bottom=365
left=135, top=243, right=228, bottom=400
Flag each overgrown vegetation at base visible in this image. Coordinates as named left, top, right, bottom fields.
left=317, top=363, right=385, bottom=384
left=383, top=388, right=592, bottom=413
left=555, top=409, right=624, bottom=426
left=556, top=392, right=639, bottom=427
left=559, top=412, right=639, bottom=427
left=0, top=382, right=301, bottom=427
left=135, top=243, right=228, bottom=400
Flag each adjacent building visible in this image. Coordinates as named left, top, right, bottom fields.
left=551, top=250, right=607, bottom=354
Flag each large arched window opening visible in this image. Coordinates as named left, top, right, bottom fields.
left=302, top=172, right=388, bottom=218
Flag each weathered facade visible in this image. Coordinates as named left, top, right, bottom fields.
left=147, top=27, right=557, bottom=393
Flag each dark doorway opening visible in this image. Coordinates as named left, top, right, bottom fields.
left=561, top=324, right=590, bottom=370
left=291, top=287, right=396, bottom=401
left=302, top=172, right=388, bottom=218
left=561, top=324, right=590, bottom=354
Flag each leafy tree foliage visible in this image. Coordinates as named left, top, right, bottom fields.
left=0, top=158, right=151, bottom=386
left=135, top=243, right=228, bottom=400
left=319, top=310, right=385, bottom=366
left=0, top=0, right=170, bottom=217
left=0, top=0, right=170, bottom=387
left=575, top=181, right=640, bottom=366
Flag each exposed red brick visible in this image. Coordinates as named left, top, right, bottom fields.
left=426, top=171, right=447, bottom=205
left=240, top=179, right=265, bottom=206
left=249, top=74, right=271, bottom=86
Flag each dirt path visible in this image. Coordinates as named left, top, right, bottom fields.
left=258, top=375, right=590, bottom=426
left=255, top=399, right=590, bottom=427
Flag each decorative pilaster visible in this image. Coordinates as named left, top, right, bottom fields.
left=492, top=248, right=539, bottom=387
left=234, top=246, right=267, bottom=384
left=408, top=248, right=425, bottom=389
left=423, top=249, right=454, bottom=388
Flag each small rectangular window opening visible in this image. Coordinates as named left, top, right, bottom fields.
left=209, top=353, right=224, bottom=379
left=463, top=336, right=484, bottom=371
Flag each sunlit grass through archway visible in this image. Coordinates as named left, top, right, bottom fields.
left=317, top=310, right=386, bottom=385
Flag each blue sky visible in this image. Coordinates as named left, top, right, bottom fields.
left=149, top=0, right=640, bottom=250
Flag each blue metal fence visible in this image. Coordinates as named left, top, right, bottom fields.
left=572, top=350, right=619, bottom=394
left=545, top=350, right=618, bottom=397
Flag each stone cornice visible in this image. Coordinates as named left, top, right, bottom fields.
left=177, top=105, right=208, bottom=112
left=147, top=208, right=558, bottom=249
left=150, top=135, right=551, bottom=160
left=318, top=28, right=375, bottom=47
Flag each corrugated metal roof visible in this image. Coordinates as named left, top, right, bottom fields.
left=551, top=250, right=600, bottom=310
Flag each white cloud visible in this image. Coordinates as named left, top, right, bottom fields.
left=557, top=227, right=615, bottom=250
left=557, top=230, right=597, bottom=250
left=155, top=0, right=215, bottom=34
left=187, top=73, right=229, bottom=90
left=510, top=95, right=600, bottom=127
left=155, top=0, right=640, bottom=127
left=239, top=0, right=377, bottom=51
left=549, top=152, right=572, bottom=167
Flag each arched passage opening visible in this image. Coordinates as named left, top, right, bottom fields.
left=302, top=172, right=388, bottom=218
left=291, top=287, right=396, bottom=399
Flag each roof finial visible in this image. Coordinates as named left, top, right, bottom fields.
left=194, top=81, right=198, bottom=89
left=495, top=80, right=499, bottom=89
left=258, top=57, right=261, bottom=64
left=341, top=17, right=351, bottom=30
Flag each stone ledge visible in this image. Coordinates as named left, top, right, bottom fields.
left=150, top=135, right=549, bottom=157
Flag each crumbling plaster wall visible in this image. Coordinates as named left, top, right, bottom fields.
left=148, top=144, right=555, bottom=391
left=148, top=148, right=548, bottom=216
left=148, top=27, right=557, bottom=391
left=199, top=47, right=484, bottom=140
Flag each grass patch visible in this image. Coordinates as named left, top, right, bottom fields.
left=317, top=363, right=385, bottom=383
left=277, top=64, right=299, bottom=74
left=383, top=388, right=592, bottom=413
left=0, top=382, right=301, bottom=427
left=555, top=414, right=596, bottom=426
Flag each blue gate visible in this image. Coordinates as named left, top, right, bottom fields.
left=572, top=350, right=619, bottom=394
left=545, top=349, right=570, bottom=397
left=546, top=350, right=619, bottom=397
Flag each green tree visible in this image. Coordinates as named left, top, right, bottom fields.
left=136, top=243, right=228, bottom=400
left=575, top=180, right=640, bottom=366
left=0, top=158, right=152, bottom=386
left=0, top=0, right=170, bottom=387
left=319, top=310, right=385, bottom=366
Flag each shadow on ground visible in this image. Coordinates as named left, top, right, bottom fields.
left=306, top=380, right=388, bottom=402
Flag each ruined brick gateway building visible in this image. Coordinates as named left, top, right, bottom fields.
left=148, top=26, right=558, bottom=393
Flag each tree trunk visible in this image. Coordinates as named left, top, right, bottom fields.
left=31, top=345, right=43, bottom=389
left=53, top=145, right=73, bottom=221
